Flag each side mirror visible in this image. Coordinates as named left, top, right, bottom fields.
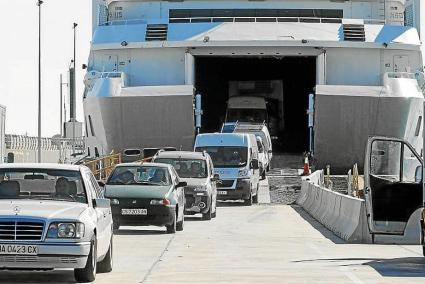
left=212, top=174, right=221, bottom=182
left=93, top=198, right=110, bottom=209
left=415, top=165, right=422, bottom=183
left=177, top=181, right=187, bottom=188
left=250, top=159, right=259, bottom=170
left=98, top=181, right=105, bottom=187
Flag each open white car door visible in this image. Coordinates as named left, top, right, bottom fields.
left=364, top=137, right=423, bottom=237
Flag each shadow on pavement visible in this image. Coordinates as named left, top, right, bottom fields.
left=114, top=228, right=167, bottom=235
left=184, top=216, right=204, bottom=222
left=217, top=201, right=246, bottom=207
left=366, top=257, right=425, bottom=277
left=294, top=257, right=425, bottom=278
left=0, top=270, right=76, bottom=283
left=290, top=204, right=346, bottom=244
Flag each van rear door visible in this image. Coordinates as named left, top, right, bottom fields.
left=364, top=137, right=423, bottom=235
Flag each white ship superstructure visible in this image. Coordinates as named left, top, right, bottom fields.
left=84, top=0, right=425, bottom=172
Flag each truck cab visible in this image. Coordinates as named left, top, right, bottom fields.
left=225, top=96, right=268, bottom=125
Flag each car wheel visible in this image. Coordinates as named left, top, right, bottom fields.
left=261, top=170, right=266, bottom=180
left=244, top=192, right=253, bottom=206
left=74, top=236, right=97, bottom=283
left=97, top=235, right=113, bottom=273
left=211, top=205, right=217, bottom=218
left=202, top=201, right=212, bottom=220
left=176, top=212, right=184, bottom=231
left=166, top=211, right=177, bottom=234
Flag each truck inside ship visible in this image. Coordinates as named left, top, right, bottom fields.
left=195, top=56, right=316, bottom=153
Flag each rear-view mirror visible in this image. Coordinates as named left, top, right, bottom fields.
left=250, top=159, right=259, bottom=170
left=93, top=198, right=110, bottom=209
left=177, top=181, right=187, bottom=188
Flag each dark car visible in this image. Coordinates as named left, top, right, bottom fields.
left=104, top=163, right=186, bottom=233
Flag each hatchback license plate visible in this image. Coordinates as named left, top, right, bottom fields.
left=121, top=209, right=148, bottom=215
left=0, top=244, right=39, bottom=255
left=218, top=191, right=228, bottom=195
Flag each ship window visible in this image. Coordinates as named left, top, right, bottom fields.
left=169, top=9, right=343, bottom=21
left=88, top=115, right=95, bottom=137
left=415, top=116, right=422, bottom=137
left=87, top=147, right=91, bottom=157
left=95, top=147, right=100, bottom=158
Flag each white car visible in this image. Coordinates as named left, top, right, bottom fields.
left=0, top=163, right=113, bottom=283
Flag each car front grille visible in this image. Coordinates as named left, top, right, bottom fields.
left=218, top=180, right=235, bottom=188
left=0, top=255, right=78, bottom=264
left=0, top=221, right=44, bottom=241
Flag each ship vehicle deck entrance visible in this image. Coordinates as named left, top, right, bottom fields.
left=195, top=56, right=316, bottom=153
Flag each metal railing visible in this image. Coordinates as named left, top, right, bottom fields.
left=84, top=153, right=122, bottom=181
left=99, top=17, right=386, bottom=27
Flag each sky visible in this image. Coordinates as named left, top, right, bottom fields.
left=0, top=0, right=92, bottom=137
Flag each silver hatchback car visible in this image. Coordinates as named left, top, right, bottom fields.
left=0, top=164, right=113, bottom=283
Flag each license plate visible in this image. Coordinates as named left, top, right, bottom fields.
left=0, top=244, right=39, bottom=255
left=218, top=191, right=228, bottom=195
left=121, top=208, right=147, bottom=215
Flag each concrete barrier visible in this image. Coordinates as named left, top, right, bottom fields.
left=295, top=171, right=372, bottom=243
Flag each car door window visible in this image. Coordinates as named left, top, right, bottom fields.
left=88, top=173, right=103, bottom=198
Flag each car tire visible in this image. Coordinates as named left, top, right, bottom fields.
left=211, top=204, right=217, bottom=218
left=74, top=237, right=97, bottom=283
left=244, top=192, right=253, bottom=206
left=166, top=211, right=177, bottom=234
left=202, top=202, right=212, bottom=221
left=176, top=212, right=184, bottom=231
left=261, top=170, right=266, bottom=180
left=97, top=235, right=113, bottom=273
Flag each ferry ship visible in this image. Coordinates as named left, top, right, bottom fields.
left=84, top=0, right=425, bottom=172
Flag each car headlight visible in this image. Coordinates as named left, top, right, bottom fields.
left=110, top=198, right=120, bottom=205
left=47, top=222, right=85, bottom=239
left=150, top=199, right=171, bottom=206
left=238, top=169, right=249, bottom=177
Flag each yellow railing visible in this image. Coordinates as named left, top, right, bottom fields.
left=84, top=153, right=122, bottom=181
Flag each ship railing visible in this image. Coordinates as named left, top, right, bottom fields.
left=100, top=17, right=386, bottom=26
left=168, top=17, right=386, bottom=25
left=84, top=153, right=122, bottom=181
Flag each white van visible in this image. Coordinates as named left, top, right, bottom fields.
left=233, top=123, right=273, bottom=171
left=194, top=133, right=260, bottom=205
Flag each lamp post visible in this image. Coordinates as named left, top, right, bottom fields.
left=71, top=23, right=78, bottom=156
left=59, top=74, right=68, bottom=137
left=37, top=0, right=43, bottom=163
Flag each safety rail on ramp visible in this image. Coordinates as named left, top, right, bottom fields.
left=84, top=153, right=122, bottom=181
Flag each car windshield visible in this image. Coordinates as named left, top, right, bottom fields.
left=0, top=169, right=87, bottom=203
left=107, top=166, right=171, bottom=186
left=227, top=108, right=267, bottom=124
left=155, top=158, right=208, bottom=178
left=195, top=147, right=248, bottom=168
